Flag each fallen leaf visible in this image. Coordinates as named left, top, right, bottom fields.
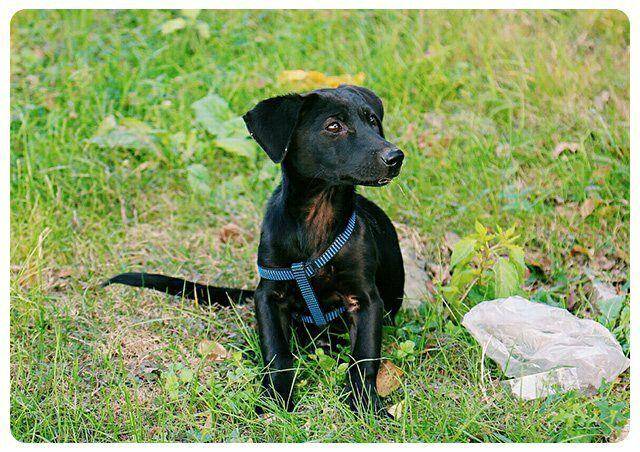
left=593, top=252, right=616, bottom=271
left=566, top=290, right=577, bottom=312
left=552, top=142, right=579, bottom=159
left=586, top=274, right=624, bottom=325
left=57, top=268, right=73, bottom=278
left=555, top=201, right=579, bottom=220
left=277, top=70, right=365, bottom=90
left=260, top=413, right=276, bottom=424
left=137, top=360, right=161, bottom=382
left=580, top=198, right=596, bottom=219
left=611, top=420, right=630, bottom=442
left=219, top=223, right=243, bottom=243
left=376, top=359, right=404, bottom=397
left=526, top=251, right=553, bottom=275
left=198, top=339, right=231, bottom=361
left=571, top=245, right=592, bottom=257
left=203, top=411, right=212, bottom=430
left=387, top=400, right=405, bottom=418
left=428, top=263, right=450, bottom=285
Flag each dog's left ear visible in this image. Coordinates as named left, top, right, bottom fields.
left=341, top=85, right=384, bottom=136
left=243, top=93, right=309, bottom=163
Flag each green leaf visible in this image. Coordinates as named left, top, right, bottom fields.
left=89, top=116, right=157, bottom=151
left=191, top=93, right=235, bottom=135
left=493, top=257, right=520, bottom=298
left=163, top=372, right=180, bottom=397
left=161, top=18, right=187, bottom=35
left=179, top=368, right=195, bottom=383
left=441, top=286, right=459, bottom=303
left=596, top=295, right=624, bottom=326
left=449, top=268, right=475, bottom=292
left=186, top=164, right=211, bottom=196
left=507, top=244, right=526, bottom=281
left=215, top=137, right=256, bottom=159
left=474, top=220, right=487, bottom=237
left=450, top=237, right=477, bottom=268
left=399, top=340, right=415, bottom=354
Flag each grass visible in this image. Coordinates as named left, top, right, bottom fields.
left=10, top=10, right=629, bottom=442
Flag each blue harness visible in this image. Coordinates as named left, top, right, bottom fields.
left=257, top=212, right=357, bottom=326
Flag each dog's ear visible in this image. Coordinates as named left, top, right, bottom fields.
left=243, top=94, right=308, bottom=163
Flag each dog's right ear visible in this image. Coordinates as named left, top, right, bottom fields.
left=242, top=94, right=306, bottom=163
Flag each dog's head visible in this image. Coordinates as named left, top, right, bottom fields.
left=243, top=85, right=404, bottom=187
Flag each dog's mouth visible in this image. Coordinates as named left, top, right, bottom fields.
left=353, top=176, right=394, bottom=187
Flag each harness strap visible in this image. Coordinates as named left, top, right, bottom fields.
left=257, top=211, right=357, bottom=326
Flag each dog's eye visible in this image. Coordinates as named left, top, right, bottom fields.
left=325, top=122, right=342, bottom=133
left=368, top=114, right=377, bottom=126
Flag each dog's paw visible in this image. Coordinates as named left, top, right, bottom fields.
left=347, top=389, right=391, bottom=418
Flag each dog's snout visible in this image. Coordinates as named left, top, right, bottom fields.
left=380, top=148, right=405, bottom=167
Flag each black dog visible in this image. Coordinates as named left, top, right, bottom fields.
left=104, top=85, right=405, bottom=415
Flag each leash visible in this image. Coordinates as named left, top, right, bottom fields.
left=257, top=211, right=357, bottom=326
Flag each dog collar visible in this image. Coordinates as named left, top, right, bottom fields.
left=257, top=211, right=357, bottom=326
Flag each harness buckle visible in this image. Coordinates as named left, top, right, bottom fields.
left=304, top=259, right=321, bottom=276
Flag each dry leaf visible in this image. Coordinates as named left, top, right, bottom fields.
left=57, top=268, right=73, bottom=278
left=555, top=201, right=579, bottom=220
left=219, top=223, right=243, bottom=243
left=593, top=252, right=616, bottom=271
left=428, top=263, right=450, bottom=285
left=571, top=245, right=592, bottom=257
left=203, top=412, right=212, bottom=430
left=197, top=339, right=231, bottom=361
left=552, top=142, right=579, bottom=159
left=580, top=198, right=596, bottom=219
left=611, top=420, right=630, bottom=442
left=277, top=70, right=365, bottom=90
left=376, top=359, right=404, bottom=397
left=527, top=251, right=553, bottom=274
left=566, top=290, right=577, bottom=312
left=589, top=279, right=617, bottom=302
left=387, top=400, right=405, bottom=418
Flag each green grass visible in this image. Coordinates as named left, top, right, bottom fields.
left=10, top=10, right=629, bottom=442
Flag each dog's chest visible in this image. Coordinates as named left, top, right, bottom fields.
left=285, top=264, right=358, bottom=315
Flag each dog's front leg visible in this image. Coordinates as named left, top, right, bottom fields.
left=254, top=281, right=295, bottom=412
left=346, top=290, right=388, bottom=416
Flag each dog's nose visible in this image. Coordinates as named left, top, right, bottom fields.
left=380, top=148, right=405, bottom=167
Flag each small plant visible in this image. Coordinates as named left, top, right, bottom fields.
left=308, top=348, right=349, bottom=386
left=393, top=340, right=417, bottom=362
left=440, top=221, right=526, bottom=320
left=162, top=362, right=196, bottom=399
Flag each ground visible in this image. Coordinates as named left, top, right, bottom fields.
left=10, top=10, right=629, bottom=442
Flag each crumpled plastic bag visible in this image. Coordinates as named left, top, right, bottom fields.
left=462, top=296, right=630, bottom=400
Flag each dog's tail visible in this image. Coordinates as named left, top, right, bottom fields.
left=101, top=272, right=254, bottom=307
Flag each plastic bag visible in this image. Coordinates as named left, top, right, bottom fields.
left=462, top=296, right=630, bottom=400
